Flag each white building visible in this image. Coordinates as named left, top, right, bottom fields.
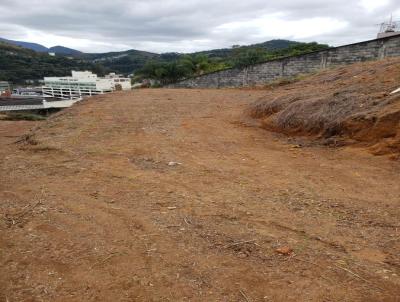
left=104, top=72, right=132, bottom=90
left=42, top=71, right=131, bottom=99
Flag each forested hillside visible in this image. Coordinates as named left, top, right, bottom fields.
left=0, top=42, right=97, bottom=83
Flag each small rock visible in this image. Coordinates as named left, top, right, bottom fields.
left=237, top=252, right=248, bottom=258
left=168, top=161, right=182, bottom=166
left=275, top=246, right=293, bottom=256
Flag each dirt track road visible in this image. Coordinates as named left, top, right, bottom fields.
left=1, top=89, right=400, bottom=301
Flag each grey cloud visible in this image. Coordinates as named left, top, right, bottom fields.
left=0, top=0, right=399, bottom=52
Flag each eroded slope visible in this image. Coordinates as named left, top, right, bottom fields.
left=248, top=58, right=400, bottom=157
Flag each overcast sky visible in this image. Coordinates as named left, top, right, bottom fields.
left=0, top=0, right=399, bottom=53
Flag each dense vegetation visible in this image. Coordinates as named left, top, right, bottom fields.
left=0, top=42, right=97, bottom=84
left=81, top=49, right=160, bottom=74
left=135, top=54, right=229, bottom=85
left=136, top=42, right=329, bottom=84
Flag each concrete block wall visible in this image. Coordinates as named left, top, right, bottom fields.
left=169, top=34, right=400, bottom=88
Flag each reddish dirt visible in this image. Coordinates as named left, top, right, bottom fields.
left=248, top=58, right=400, bottom=157
left=1, top=89, right=400, bottom=301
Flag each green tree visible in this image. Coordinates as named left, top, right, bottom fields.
left=232, top=48, right=268, bottom=68
left=91, top=63, right=107, bottom=76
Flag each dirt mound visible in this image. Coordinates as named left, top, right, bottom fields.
left=247, top=58, right=400, bottom=157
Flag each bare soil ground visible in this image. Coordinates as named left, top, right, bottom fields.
left=1, top=89, right=399, bottom=301
left=248, top=58, right=400, bottom=157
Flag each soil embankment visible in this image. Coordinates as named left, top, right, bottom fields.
left=248, top=58, right=400, bottom=158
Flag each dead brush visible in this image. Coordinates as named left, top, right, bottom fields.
left=273, top=93, right=364, bottom=136
left=247, top=94, right=302, bottom=118
left=263, top=74, right=311, bottom=89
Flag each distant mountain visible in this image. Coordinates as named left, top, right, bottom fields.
left=0, top=37, right=308, bottom=63
left=0, top=37, right=83, bottom=56
left=48, top=46, right=82, bottom=56
left=253, top=39, right=301, bottom=50
left=0, top=37, right=48, bottom=52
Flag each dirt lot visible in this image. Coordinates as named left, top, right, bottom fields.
left=1, top=89, right=399, bottom=301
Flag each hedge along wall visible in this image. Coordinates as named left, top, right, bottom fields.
left=169, top=34, right=400, bottom=88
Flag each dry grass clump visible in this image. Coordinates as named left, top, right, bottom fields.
left=0, top=112, right=46, bottom=121
left=247, top=58, right=400, bottom=155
